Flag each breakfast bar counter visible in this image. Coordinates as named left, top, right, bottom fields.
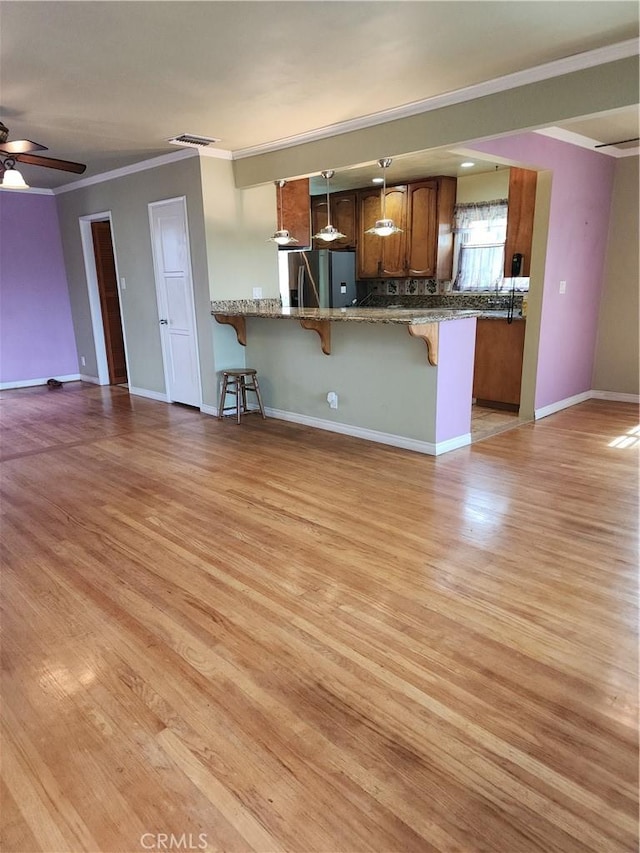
left=210, top=299, right=480, bottom=455
left=212, top=302, right=481, bottom=365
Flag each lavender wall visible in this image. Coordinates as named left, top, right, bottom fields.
left=470, top=133, right=615, bottom=411
left=435, top=318, right=476, bottom=443
left=0, top=191, right=78, bottom=384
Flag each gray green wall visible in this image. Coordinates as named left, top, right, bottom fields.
left=456, top=169, right=510, bottom=203
left=55, top=152, right=283, bottom=411
left=592, top=156, right=639, bottom=395
left=245, top=319, right=438, bottom=442
left=56, top=154, right=217, bottom=404
left=233, top=57, right=639, bottom=188
left=200, top=156, right=278, bottom=300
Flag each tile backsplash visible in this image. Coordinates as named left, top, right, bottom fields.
left=360, top=289, right=523, bottom=312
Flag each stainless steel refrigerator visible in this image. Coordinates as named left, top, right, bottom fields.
left=287, top=250, right=357, bottom=309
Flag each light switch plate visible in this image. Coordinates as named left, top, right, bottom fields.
left=252, top=287, right=263, bottom=299
left=559, top=280, right=567, bottom=294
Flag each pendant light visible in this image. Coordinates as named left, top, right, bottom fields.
left=365, top=158, right=402, bottom=237
left=313, top=169, right=346, bottom=243
left=268, top=179, right=298, bottom=246
left=1, top=158, right=29, bottom=189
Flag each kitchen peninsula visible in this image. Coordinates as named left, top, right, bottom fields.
left=211, top=300, right=481, bottom=455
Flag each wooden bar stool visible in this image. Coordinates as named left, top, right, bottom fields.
left=217, top=368, right=266, bottom=424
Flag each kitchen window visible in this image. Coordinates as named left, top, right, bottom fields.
left=452, top=199, right=508, bottom=291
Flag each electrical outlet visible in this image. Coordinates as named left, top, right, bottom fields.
left=80, top=356, right=86, bottom=367
left=327, top=391, right=338, bottom=410
left=252, top=287, right=263, bottom=299
left=559, top=280, right=567, bottom=294
left=120, top=277, right=126, bottom=291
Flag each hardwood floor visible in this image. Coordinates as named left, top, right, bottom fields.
left=1, top=382, right=638, bottom=853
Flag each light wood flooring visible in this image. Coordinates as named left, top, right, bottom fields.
left=1, top=383, right=638, bottom=853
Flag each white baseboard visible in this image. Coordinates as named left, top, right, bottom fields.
left=536, top=389, right=639, bottom=420
left=264, top=406, right=470, bottom=456
left=591, top=390, right=640, bottom=404
left=79, top=374, right=101, bottom=384
left=535, top=391, right=592, bottom=420
left=0, top=373, right=81, bottom=390
left=200, top=404, right=219, bottom=417
left=434, top=433, right=473, bottom=455
left=128, top=386, right=169, bottom=403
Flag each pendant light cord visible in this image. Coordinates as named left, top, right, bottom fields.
left=325, top=175, right=332, bottom=228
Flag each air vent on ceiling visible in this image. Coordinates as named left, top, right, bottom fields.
left=167, top=133, right=221, bottom=148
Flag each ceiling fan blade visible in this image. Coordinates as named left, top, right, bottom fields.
left=0, top=139, right=48, bottom=154
left=15, top=152, right=87, bottom=174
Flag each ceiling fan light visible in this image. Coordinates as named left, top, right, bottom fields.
left=313, top=224, right=346, bottom=243
left=1, top=166, right=29, bottom=189
left=365, top=218, right=402, bottom=237
left=269, top=229, right=298, bottom=246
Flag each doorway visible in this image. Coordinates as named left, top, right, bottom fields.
left=91, top=221, right=127, bottom=384
left=79, top=211, right=130, bottom=386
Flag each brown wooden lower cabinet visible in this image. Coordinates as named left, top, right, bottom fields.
left=473, top=319, right=525, bottom=408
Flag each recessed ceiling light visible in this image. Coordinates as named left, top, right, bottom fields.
left=372, top=177, right=384, bottom=184
left=460, top=161, right=475, bottom=168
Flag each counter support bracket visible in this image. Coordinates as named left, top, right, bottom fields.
left=408, top=323, right=438, bottom=366
left=299, top=319, right=331, bottom=355
left=214, top=314, right=246, bottom=346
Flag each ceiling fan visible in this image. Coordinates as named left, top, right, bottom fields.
left=0, top=122, right=86, bottom=186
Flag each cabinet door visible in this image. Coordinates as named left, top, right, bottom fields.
left=280, top=178, right=310, bottom=247
left=380, top=186, right=408, bottom=277
left=473, top=319, right=526, bottom=407
left=331, top=192, right=357, bottom=249
left=312, top=192, right=357, bottom=250
left=406, top=180, right=437, bottom=277
left=435, top=176, right=457, bottom=281
left=358, top=189, right=383, bottom=278
left=503, top=168, right=537, bottom=277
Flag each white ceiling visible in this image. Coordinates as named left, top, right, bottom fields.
left=1, top=1, right=638, bottom=190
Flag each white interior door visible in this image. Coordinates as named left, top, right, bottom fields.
left=149, top=198, right=202, bottom=407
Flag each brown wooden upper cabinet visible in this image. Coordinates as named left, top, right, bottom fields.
left=357, top=185, right=408, bottom=278
left=310, top=190, right=357, bottom=250
left=358, top=176, right=456, bottom=280
left=280, top=178, right=311, bottom=247
left=503, top=167, right=537, bottom=278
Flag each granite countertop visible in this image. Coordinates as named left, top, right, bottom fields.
left=211, top=304, right=481, bottom=325
left=477, top=310, right=526, bottom=320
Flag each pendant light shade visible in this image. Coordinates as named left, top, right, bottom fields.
left=1, top=158, right=29, bottom=189
left=365, top=158, right=402, bottom=237
left=313, top=170, right=346, bottom=243
left=268, top=180, right=298, bottom=245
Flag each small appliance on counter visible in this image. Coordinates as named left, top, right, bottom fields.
left=287, top=250, right=357, bottom=309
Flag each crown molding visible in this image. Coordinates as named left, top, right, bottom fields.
left=198, top=147, right=233, bottom=161
left=234, top=38, right=640, bottom=160
left=534, top=126, right=639, bottom=158
left=53, top=147, right=199, bottom=194
left=0, top=186, right=55, bottom=196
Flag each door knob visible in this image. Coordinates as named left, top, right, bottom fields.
left=159, top=319, right=168, bottom=325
